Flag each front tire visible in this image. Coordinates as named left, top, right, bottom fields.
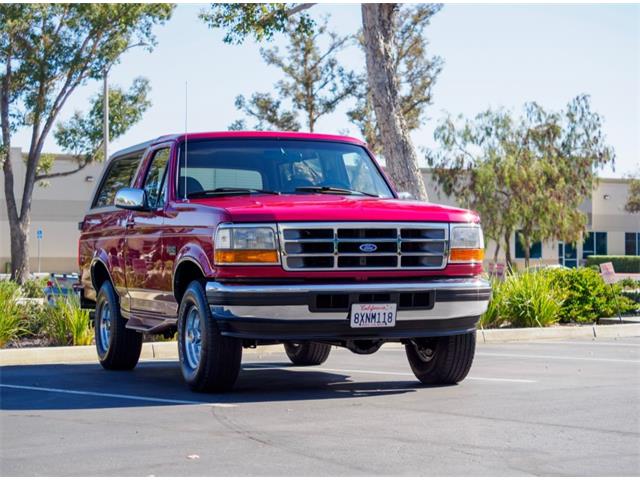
left=177, top=280, right=242, bottom=392
left=95, top=281, right=142, bottom=370
left=405, top=332, right=476, bottom=385
left=284, top=342, right=331, bottom=366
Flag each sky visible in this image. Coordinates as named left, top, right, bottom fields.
left=11, top=3, right=640, bottom=178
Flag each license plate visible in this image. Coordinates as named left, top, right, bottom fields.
left=350, top=303, right=397, bottom=328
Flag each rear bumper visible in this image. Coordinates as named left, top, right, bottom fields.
left=205, top=278, right=491, bottom=341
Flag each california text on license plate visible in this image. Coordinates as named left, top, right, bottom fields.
left=350, top=303, right=397, bottom=328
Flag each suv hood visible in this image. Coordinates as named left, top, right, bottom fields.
left=190, top=194, right=478, bottom=224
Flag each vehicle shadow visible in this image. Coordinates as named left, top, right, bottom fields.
left=0, top=360, right=427, bottom=411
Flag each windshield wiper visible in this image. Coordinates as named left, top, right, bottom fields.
left=295, top=186, right=378, bottom=197
left=187, top=187, right=280, bottom=198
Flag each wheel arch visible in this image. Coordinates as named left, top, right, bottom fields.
left=173, top=258, right=206, bottom=304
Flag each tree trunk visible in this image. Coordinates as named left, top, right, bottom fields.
left=493, top=240, right=501, bottom=264
left=361, top=4, right=429, bottom=201
left=503, top=230, right=512, bottom=271
left=523, top=234, right=531, bottom=269
left=9, top=218, right=30, bottom=283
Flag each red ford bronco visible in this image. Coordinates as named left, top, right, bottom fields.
left=78, top=131, right=490, bottom=392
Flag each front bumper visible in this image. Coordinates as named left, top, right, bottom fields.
left=206, top=278, right=491, bottom=341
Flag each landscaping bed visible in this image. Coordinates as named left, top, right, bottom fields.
left=481, top=266, right=639, bottom=328
left=2, top=267, right=638, bottom=349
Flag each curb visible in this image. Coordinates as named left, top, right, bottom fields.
left=1, top=324, right=638, bottom=366
left=0, top=342, right=283, bottom=367
left=479, top=323, right=640, bottom=343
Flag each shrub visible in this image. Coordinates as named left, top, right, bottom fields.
left=0, top=281, right=29, bottom=347
left=479, top=278, right=503, bottom=328
left=585, top=256, right=640, bottom=273
left=21, top=277, right=46, bottom=298
left=546, top=267, right=639, bottom=323
left=480, top=270, right=562, bottom=328
left=45, top=294, right=93, bottom=346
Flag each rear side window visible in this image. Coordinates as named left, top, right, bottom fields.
left=92, top=154, right=142, bottom=209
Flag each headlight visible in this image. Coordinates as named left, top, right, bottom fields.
left=449, top=224, right=484, bottom=263
left=214, top=224, right=280, bottom=265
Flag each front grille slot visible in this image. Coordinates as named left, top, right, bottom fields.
left=279, top=222, right=449, bottom=271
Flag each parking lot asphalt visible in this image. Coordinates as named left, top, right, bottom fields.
left=1, top=338, right=639, bottom=476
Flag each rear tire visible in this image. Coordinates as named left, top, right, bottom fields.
left=95, top=281, right=142, bottom=370
left=405, top=332, right=476, bottom=385
left=177, top=280, right=242, bottom=392
left=284, top=342, right=331, bottom=366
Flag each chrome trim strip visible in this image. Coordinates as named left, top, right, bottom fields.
left=212, top=301, right=489, bottom=321
left=206, top=278, right=490, bottom=295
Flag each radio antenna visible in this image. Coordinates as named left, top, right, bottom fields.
left=183, top=81, right=188, bottom=200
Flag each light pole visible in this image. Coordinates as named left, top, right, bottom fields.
left=103, top=68, right=109, bottom=162
left=101, top=43, right=147, bottom=163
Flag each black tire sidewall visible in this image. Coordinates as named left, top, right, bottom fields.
left=177, top=281, right=212, bottom=384
left=95, top=282, right=118, bottom=361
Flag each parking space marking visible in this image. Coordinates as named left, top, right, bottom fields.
left=0, top=384, right=236, bottom=408
left=477, top=352, right=640, bottom=363
left=242, top=365, right=537, bottom=383
left=527, top=340, right=640, bottom=348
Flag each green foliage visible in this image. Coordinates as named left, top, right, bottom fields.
left=0, top=281, right=28, bottom=347
left=20, top=277, right=46, bottom=298
left=230, top=17, right=358, bottom=132
left=547, top=268, right=639, bottom=323
left=585, top=256, right=640, bottom=274
left=482, top=268, right=639, bottom=329
left=619, top=278, right=640, bottom=289
left=481, top=270, right=563, bottom=328
left=625, top=178, right=640, bottom=213
left=55, top=78, right=151, bottom=163
left=45, top=295, right=93, bottom=346
left=348, top=4, right=443, bottom=154
left=200, top=3, right=315, bottom=44
left=229, top=93, right=300, bottom=131
left=428, top=96, right=615, bottom=268
left=1, top=3, right=173, bottom=282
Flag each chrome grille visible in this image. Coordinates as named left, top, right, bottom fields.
left=278, top=222, right=449, bottom=271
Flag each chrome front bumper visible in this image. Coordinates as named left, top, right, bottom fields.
left=205, top=278, right=491, bottom=340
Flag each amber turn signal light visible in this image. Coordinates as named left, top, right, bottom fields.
left=215, top=249, right=279, bottom=265
left=449, top=248, right=484, bottom=263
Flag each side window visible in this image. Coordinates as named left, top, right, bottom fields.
left=143, top=148, right=171, bottom=209
left=93, top=154, right=141, bottom=209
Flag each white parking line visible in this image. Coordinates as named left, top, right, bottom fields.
left=242, top=365, right=537, bottom=383
left=0, top=384, right=236, bottom=408
left=476, top=352, right=640, bottom=363
left=528, top=340, right=640, bottom=347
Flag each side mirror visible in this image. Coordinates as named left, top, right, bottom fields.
left=397, top=191, right=414, bottom=200
left=115, top=188, right=148, bottom=211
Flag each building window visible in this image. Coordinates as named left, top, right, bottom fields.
left=582, top=231, right=607, bottom=259
left=515, top=231, right=542, bottom=259
left=558, top=241, right=578, bottom=268
left=626, top=232, right=640, bottom=255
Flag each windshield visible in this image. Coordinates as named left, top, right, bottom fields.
left=176, top=139, right=394, bottom=198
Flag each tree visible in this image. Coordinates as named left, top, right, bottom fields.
left=428, top=95, right=615, bottom=268
left=348, top=4, right=443, bottom=155
left=625, top=177, right=640, bottom=213
left=0, top=4, right=173, bottom=283
left=200, top=3, right=432, bottom=200
left=53, top=77, right=152, bottom=170
left=228, top=92, right=300, bottom=131
left=229, top=18, right=358, bottom=132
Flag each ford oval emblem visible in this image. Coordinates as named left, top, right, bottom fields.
left=359, top=243, right=378, bottom=253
